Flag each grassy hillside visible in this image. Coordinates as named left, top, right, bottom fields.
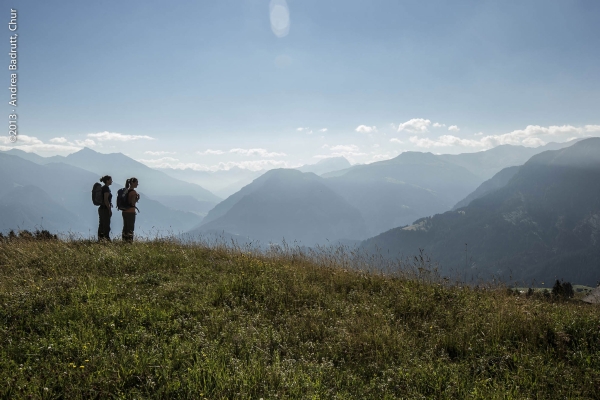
left=1, top=236, right=599, bottom=398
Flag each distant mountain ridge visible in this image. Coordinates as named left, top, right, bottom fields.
left=323, top=151, right=482, bottom=236
left=64, top=148, right=221, bottom=203
left=360, top=137, right=600, bottom=286
left=0, top=185, right=86, bottom=233
left=188, top=140, right=590, bottom=245
left=323, top=139, right=581, bottom=181
left=453, top=166, right=521, bottom=210
left=189, top=169, right=368, bottom=246
left=0, top=152, right=203, bottom=237
left=160, top=157, right=352, bottom=199
left=296, top=157, right=352, bottom=175
left=3, top=147, right=221, bottom=216
left=158, top=166, right=263, bottom=199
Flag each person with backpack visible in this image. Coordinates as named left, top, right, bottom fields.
left=96, top=175, right=113, bottom=241
left=120, top=177, right=139, bottom=242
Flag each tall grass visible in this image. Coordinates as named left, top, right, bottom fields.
left=0, top=234, right=599, bottom=398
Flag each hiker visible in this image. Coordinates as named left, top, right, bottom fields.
left=121, top=177, right=140, bottom=242
left=98, top=175, right=113, bottom=241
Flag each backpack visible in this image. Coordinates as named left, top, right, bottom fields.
left=116, top=188, right=130, bottom=211
left=92, top=183, right=103, bottom=206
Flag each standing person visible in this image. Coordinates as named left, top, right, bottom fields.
left=98, top=175, right=113, bottom=241
left=122, top=177, right=139, bottom=242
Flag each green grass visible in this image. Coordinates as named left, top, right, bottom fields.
left=0, top=237, right=599, bottom=399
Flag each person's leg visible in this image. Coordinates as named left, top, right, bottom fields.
left=122, top=212, right=135, bottom=242
left=122, top=212, right=127, bottom=241
left=98, top=207, right=103, bottom=240
left=130, top=213, right=136, bottom=242
left=105, top=209, right=111, bottom=241
left=98, top=208, right=108, bottom=240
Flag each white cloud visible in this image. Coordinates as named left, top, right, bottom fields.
left=145, top=150, right=175, bottom=156
left=319, top=128, right=328, bottom=132
left=314, top=148, right=367, bottom=162
left=87, top=131, right=155, bottom=141
left=297, top=127, right=313, bottom=134
left=0, top=135, right=80, bottom=154
left=137, top=158, right=286, bottom=171
left=585, top=125, right=600, bottom=132
left=314, top=151, right=367, bottom=159
left=433, top=123, right=446, bottom=128
left=397, top=118, right=431, bottom=133
left=409, top=135, right=485, bottom=148
left=407, top=124, right=600, bottom=150
left=329, top=144, right=360, bottom=152
left=355, top=125, right=377, bottom=133
left=197, top=149, right=225, bottom=155
left=229, top=148, right=287, bottom=157
left=390, top=138, right=404, bottom=144
left=50, top=137, right=67, bottom=143
left=448, top=125, right=460, bottom=132
left=137, top=157, right=180, bottom=167
left=0, top=135, right=43, bottom=146
left=315, top=143, right=367, bottom=162
left=369, top=153, right=396, bottom=162
left=521, top=137, right=546, bottom=147
left=408, top=136, right=445, bottom=148
left=75, top=139, right=97, bottom=147
left=297, top=127, right=314, bottom=134
left=218, top=159, right=288, bottom=171
left=479, top=124, right=600, bottom=148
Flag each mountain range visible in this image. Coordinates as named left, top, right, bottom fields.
left=189, top=169, right=368, bottom=246
left=361, top=138, right=600, bottom=286
left=296, top=157, right=352, bottom=175
left=185, top=139, right=591, bottom=245
left=159, top=166, right=264, bottom=199
left=2, top=139, right=597, bottom=286
left=5, top=148, right=221, bottom=216
left=0, top=152, right=203, bottom=236
left=160, top=156, right=352, bottom=198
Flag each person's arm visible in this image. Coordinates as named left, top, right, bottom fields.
left=103, top=192, right=111, bottom=208
left=128, top=190, right=138, bottom=208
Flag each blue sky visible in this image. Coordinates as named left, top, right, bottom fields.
left=2, top=0, right=600, bottom=170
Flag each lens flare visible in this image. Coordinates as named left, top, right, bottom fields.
left=269, top=0, right=290, bottom=38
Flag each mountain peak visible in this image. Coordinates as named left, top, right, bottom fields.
left=76, top=147, right=97, bottom=154
left=527, top=137, right=600, bottom=167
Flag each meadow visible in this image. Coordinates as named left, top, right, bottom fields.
left=0, top=233, right=599, bottom=399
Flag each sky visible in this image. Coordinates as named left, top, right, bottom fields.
left=2, top=0, right=600, bottom=171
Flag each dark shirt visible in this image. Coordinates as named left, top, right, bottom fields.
left=99, top=185, right=112, bottom=209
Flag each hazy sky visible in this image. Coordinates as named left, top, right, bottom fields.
left=2, top=0, right=600, bottom=171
